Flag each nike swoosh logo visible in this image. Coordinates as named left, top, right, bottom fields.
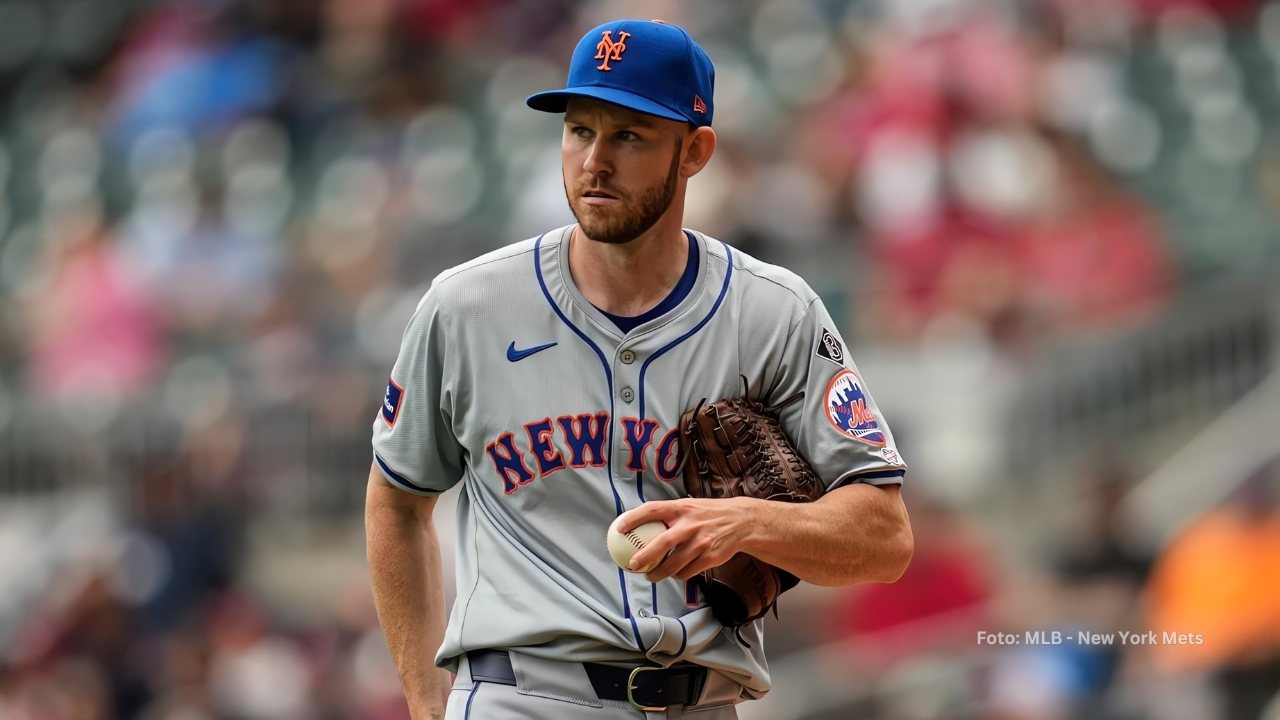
left=507, top=341, right=557, bottom=362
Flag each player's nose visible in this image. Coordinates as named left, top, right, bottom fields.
left=581, top=136, right=614, bottom=176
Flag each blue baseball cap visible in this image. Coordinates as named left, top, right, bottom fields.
left=527, top=19, right=715, bottom=127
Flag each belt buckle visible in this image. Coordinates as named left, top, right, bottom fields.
left=627, top=665, right=667, bottom=712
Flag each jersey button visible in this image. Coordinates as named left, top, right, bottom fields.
left=620, top=350, right=635, bottom=364
left=620, top=387, right=635, bottom=403
left=637, top=609, right=650, bottom=618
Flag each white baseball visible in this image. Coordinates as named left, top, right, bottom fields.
left=606, top=517, right=668, bottom=573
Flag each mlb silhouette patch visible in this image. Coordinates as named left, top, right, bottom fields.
left=382, top=377, right=404, bottom=427
left=824, top=369, right=886, bottom=446
left=816, top=327, right=844, bottom=366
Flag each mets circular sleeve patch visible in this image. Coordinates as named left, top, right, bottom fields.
left=823, top=369, right=886, bottom=446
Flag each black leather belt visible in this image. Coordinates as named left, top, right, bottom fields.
left=467, top=651, right=707, bottom=711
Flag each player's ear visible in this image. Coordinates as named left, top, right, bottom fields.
left=679, top=126, right=716, bottom=178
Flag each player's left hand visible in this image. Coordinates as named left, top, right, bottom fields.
left=616, top=497, right=764, bottom=583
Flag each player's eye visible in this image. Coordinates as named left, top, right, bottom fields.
left=570, top=126, right=593, bottom=139
left=617, top=130, right=640, bottom=141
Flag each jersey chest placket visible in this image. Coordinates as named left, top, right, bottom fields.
left=533, top=229, right=736, bottom=639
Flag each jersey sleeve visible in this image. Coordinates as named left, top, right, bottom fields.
left=767, top=298, right=906, bottom=491
left=370, top=286, right=464, bottom=495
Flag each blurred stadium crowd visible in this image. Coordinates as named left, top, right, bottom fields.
left=0, top=0, right=1278, bottom=718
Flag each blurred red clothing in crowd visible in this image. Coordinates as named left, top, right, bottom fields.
left=1017, top=199, right=1171, bottom=330
left=1015, top=132, right=1173, bottom=333
left=1127, top=0, right=1262, bottom=23
left=826, top=495, right=992, bottom=662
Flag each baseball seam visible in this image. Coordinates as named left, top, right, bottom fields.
left=624, top=531, right=646, bottom=549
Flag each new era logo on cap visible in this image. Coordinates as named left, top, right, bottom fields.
left=526, top=19, right=715, bottom=127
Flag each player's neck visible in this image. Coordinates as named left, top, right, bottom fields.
left=568, top=215, right=690, bottom=318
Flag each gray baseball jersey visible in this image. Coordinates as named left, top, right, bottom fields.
left=371, top=224, right=906, bottom=700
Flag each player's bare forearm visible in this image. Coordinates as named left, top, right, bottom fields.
left=621, top=483, right=912, bottom=586
left=739, top=483, right=912, bottom=585
left=365, top=464, right=452, bottom=720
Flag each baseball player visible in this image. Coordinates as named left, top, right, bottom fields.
left=365, top=19, right=912, bottom=720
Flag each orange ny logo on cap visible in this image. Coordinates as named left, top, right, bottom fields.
left=594, top=30, right=630, bottom=71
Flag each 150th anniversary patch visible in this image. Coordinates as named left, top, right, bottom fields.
left=824, top=369, right=886, bottom=446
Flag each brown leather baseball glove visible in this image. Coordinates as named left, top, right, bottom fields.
left=678, top=389, right=824, bottom=635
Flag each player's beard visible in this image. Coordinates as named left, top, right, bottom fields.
left=567, top=145, right=680, bottom=245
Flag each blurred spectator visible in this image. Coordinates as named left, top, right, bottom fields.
left=1043, top=463, right=1156, bottom=716
left=0, top=1, right=1276, bottom=718
left=811, top=3, right=1042, bottom=343
left=1056, top=465, right=1152, bottom=578
left=1145, top=470, right=1280, bottom=670
left=1127, top=0, right=1262, bottom=24
left=984, top=642, right=1090, bottom=720
left=21, top=208, right=164, bottom=403
left=826, top=488, right=992, bottom=664
left=131, top=457, right=242, bottom=634
left=107, top=3, right=288, bottom=143
left=206, top=592, right=313, bottom=720
left=1144, top=467, right=1280, bottom=719
left=121, top=182, right=284, bottom=335
left=1014, top=130, right=1174, bottom=335
left=10, top=572, right=150, bottom=718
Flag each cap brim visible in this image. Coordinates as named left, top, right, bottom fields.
left=526, top=86, right=687, bottom=124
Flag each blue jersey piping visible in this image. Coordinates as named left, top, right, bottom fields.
left=534, top=232, right=643, bottom=651
left=464, top=682, right=480, bottom=718
left=374, top=451, right=438, bottom=494
left=635, top=240, right=735, bottom=615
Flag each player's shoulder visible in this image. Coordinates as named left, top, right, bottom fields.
left=430, top=233, right=547, bottom=289
left=422, top=227, right=568, bottom=302
left=699, top=232, right=819, bottom=310
left=401, top=228, right=564, bottom=328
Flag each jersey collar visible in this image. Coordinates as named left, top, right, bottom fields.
left=546, top=224, right=712, bottom=341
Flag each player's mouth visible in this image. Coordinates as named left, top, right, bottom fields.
left=581, top=189, right=620, bottom=206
